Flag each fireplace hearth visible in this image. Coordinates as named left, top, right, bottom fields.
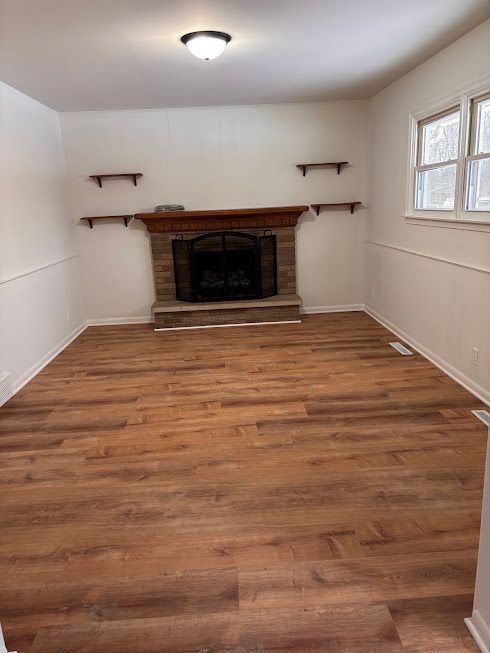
left=173, top=231, right=277, bottom=303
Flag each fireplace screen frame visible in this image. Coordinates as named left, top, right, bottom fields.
left=172, top=231, right=277, bottom=303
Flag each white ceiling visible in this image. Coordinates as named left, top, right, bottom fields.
left=0, top=0, right=488, bottom=112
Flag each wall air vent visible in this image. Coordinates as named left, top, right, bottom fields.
left=472, top=410, right=490, bottom=427
left=0, top=370, right=13, bottom=408
left=389, top=342, right=414, bottom=356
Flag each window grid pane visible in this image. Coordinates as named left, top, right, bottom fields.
left=419, top=110, right=460, bottom=166
left=473, top=97, right=490, bottom=155
left=416, top=164, right=457, bottom=210
left=466, top=156, right=490, bottom=211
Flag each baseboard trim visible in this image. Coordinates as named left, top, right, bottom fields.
left=12, top=321, right=88, bottom=394
left=154, top=320, right=301, bottom=332
left=466, top=612, right=490, bottom=653
left=9, top=307, right=489, bottom=406
left=365, top=305, right=490, bottom=407
left=301, top=304, right=364, bottom=314
left=9, top=317, right=152, bottom=397
left=87, top=316, right=153, bottom=326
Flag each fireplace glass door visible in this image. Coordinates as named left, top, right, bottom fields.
left=172, top=231, right=277, bottom=303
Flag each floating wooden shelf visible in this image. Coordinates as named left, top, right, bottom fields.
left=296, top=162, right=348, bottom=177
left=89, top=173, right=143, bottom=188
left=81, top=215, right=133, bottom=229
left=311, top=202, right=362, bottom=216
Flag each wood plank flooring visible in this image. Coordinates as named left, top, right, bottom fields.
left=0, top=312, right=487, bottom=652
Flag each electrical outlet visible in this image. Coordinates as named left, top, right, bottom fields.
left=472, top=347, right=479, bottom=366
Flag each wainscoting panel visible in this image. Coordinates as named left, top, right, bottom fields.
left=0, top=256, right=86, bottom=391
left=365, top=241, right=490, bottom=406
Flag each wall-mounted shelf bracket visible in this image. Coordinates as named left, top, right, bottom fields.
left=296, top=162, right=348, bottom=177
left=89, top=173, right=143, bottom=188
left=311, top=202, right=362, bottom=216
left=81, top=215, right=133, bottom=229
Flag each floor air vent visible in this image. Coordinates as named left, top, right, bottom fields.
left=472, top=410, right=490, bottom=427
left=0, top=370, right=13, bottom=408
left=389, top=342, right=414, bottom=356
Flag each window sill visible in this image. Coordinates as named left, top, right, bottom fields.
left=405, top=214, right=490, bottom=232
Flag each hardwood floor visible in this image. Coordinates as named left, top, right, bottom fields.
left=0, top=312, right=487, bottom=652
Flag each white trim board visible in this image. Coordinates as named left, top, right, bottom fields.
left=0, top=254, right=79, bottom=285
left=8, top=317, right=152, bottom=400
left=12, top=321, right=88, bottom=394
left=365, top=305, right=490, bottom=407
left=405, top=216, right=490, bottom=233
left=301, top=304, right=364, bottom=314
left=389, top=342, right=414, bottom=356
left=154, top=320, right=301, bottom=332
left=7, top=307, right=489, bottom=408
left=365, top=241, right=490, bottom=275
left=466, top=612, right=490, bottom=653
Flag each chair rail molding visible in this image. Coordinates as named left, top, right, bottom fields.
left=0, top=254, right=79, bottom=285
left=365, top=240, right=490, bottom=275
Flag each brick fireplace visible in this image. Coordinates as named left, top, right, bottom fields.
left=135, top=206, right=308, bottom=330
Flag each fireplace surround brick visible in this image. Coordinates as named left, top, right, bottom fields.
left=150, top=227, right=296, bottom=303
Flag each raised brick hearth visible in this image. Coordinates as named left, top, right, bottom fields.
left=152, top=295, right=302, bottom=330
left=135, top=206, right=308, bottom=329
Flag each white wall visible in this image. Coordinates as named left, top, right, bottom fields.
left=0, top=82, right=85, bottom=390
left=60, top=101, right=368, bottom=320
left=366, top=20, right=490, bottom=404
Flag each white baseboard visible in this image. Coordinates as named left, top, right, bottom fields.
left=86, top=316, right=153, bottom=326
left=8, top=316, right=152, bottom=398
left=154, top=320, right=301, bottom=332
left=365, top=305, right=490, bottom=407
left=12, top=321, right=88, bottom=394
left=8, top=307, right=489, bottom=407
left=466, top=611, right=490, bottom=653
left=301, top=304, right=364, bottom=314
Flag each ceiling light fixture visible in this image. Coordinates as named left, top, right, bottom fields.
left=180, top=31, right=231, bottom=61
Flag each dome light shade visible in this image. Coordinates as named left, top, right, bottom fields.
left=181, top=31, right=231, bottom=60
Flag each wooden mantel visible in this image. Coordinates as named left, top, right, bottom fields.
left=134, top=206, right=309, bottom=233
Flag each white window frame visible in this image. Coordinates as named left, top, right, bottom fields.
left=466, top=90, right=490, bottom=212
left=406, top=75, right=490, bottom=230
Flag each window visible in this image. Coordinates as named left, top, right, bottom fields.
left=415, top=108, right=460, bottom=211
left=466, top=93, right=490, bottom=211
left=408, top=81, right=490, bottom=225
